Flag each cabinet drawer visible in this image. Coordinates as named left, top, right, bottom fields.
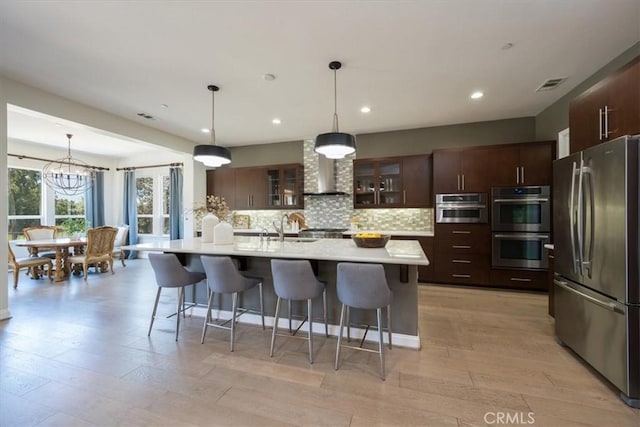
left=490, top=269, right=548, bottom=290
left=435, top=225, right=491, bottom=255
left=434, top=253, right=490, bottom=285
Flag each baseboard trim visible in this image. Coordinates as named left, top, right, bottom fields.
left=191, top=306, right=421, bottom=349
left=0, top=309, right=13, bottom=321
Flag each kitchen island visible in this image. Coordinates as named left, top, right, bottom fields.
left=125, top=236, right=429, bottom=348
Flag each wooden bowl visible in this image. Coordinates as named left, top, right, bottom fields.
left=352, top=235, right=390, bottom=248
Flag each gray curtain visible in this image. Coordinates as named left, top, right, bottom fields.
left=169, top=166, right=184, bottom=239
left=123, top=170, right=138, bottom=259
left=84, top=171, right=105, bottom=228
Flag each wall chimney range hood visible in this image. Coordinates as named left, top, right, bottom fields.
left=303, top=153, right=349, bottom=197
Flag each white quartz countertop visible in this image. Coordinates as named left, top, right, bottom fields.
left=124, top=236, right=429, bottom=266
left=233, top=229, right=434, bottom=237
left=343, top=230, right=434, bottom=237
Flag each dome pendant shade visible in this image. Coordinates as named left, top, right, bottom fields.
left=314, top=132, right=356, bottom=159
left=314, top=60, right=356, bottom=159
left=193, top=144, right=232, bottom=167
left=193, top=84, right=232, bottom=167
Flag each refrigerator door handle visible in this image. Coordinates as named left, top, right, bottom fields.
left=576, top=159, right=585, bottom=275
left=570, top=161, right=578, bottom=274
left=554, top=279, right=624, bottom=314
left=584, top=164, right=595, bottom=278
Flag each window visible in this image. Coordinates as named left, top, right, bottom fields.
left=136, top=174, right=169, bottom=236
left=8, top=168, right=42, bottom=240
left=54, top=190, right=85, bottom=237
left=136, top=176, right=154, bottom=234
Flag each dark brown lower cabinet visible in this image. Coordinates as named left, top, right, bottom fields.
left=548, top=249, right=555, bottom=317
left=489, top=268, right=548, bottom=291
left=434, top=253, right=490, bottom=285
left=393, top=236, right=434, bottom=283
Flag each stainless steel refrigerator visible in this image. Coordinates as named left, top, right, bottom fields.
left=553, top=134, right=640, bottom=408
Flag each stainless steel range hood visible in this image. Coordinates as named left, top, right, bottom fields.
left=303, top=154, right=349, bottom=196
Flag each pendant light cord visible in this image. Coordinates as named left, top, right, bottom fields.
left=332, top=68, right=340, bottom=132
left=210, top=88, right=216, bottom=145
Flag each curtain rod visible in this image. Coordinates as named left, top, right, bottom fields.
left=116, top=162, right=183, bottom=171
left=8, top=153, right=110, bottom=171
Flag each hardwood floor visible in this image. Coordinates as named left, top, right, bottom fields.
left=2, top=260, right=638, bottom=426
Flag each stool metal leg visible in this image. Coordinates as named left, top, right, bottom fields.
left=175, top=287, right=184, bottom=341
left=387, top=304, right=392, bottom=350
left=308, top=298, right=314, bottom=364
left=201, top=289, right=215, bottom=343
left=148, top=287, right=162, bottom=336
left=323, top=288, right=328, bottom=337
left=259, top=283, right=265, bottom=329
left=270, top=297, right=282, bottom=357
left=377, top=307, right=385, bottom=380
left=335, top=303, right=346, bottom=370
left=288, top=299, right=292, bottom=333
left=346, top=306, right=351, bottom=342
left=230, top=292, right=238, bottom=352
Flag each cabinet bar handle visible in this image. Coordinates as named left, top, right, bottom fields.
left=452, top=274, right=471, bottom=278
left=403, top=190, right=406, bottom=205
left=452, top=245, right=471, bottom=249
left=452, top=230, right=471, bottom=234
left=604, top=105, right=612, bottom=137
left=521, top=166, right=525, bottom=184
left=461, top=174, right=465, bottom=190
left=457, top=174, right=461, bottom=191
left=599, top=108, right=604, bottom=140
left=510, top=277, right=532, bottom=282
left=452, top=259, right=471, bottom=264
left=516, top=167, right=520, bottom=184
left=247, top=195, right=251, bottom=207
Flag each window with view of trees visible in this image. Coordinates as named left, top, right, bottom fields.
left=54, top=191, right=86, bottom=237
left=8, top=168, right=42, bottom=240
left=136, top=174, right=170, bottom=236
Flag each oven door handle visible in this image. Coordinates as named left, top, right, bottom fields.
left=492, top=198, right=549, bottom=203
left=438, top=204, right=487, bottom=208
left=493, top=234, right=549, bottom=240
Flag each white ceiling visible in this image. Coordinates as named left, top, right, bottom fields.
left=1, top=0, right=639, bottom=152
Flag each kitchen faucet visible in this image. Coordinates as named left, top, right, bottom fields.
left=273, top=214, right=289, bottom=241
left=260, top=227, right=270, bottom=243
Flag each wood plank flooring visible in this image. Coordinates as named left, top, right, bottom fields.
left=2, top=260, right=639, bottom=426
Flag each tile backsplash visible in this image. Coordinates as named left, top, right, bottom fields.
left=231, top=139, right=433, bottom=233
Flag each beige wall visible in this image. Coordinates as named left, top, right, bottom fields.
left=227, top=140, right=303, bottom=167
left=1, top=78, right=10, bottom=320
left=535, top=42, right=640, bottom=141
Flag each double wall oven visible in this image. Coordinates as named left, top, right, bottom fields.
left=491, top=186, right=551, bottom=270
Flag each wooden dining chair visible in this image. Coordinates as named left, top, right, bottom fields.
left=7, top=243, right=53, bottom=288
left=23, top=225, right=58, bottom=258
left=66, top=226, right=118, bottom=282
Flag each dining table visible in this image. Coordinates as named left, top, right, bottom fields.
left=16, top=237, right=87, bottom=282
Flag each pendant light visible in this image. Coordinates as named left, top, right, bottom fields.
left=193, top=85, right=232, bottom=167
left=314, top=61, right=356, bottom=159
left=42, top=133, right=94, bottom=196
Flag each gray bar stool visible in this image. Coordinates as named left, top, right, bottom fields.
left=147, top=253, right=206, bottom=341
left=335, top=262, right=392, bottom=380
left=200, top=255, right=264, bottom=351
left=270, top=259, right=328, bottom=364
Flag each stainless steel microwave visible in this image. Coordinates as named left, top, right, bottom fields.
left=436, top=193, right=488, bottom=223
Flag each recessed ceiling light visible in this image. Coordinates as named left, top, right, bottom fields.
left=160, top=103, right=169, bottom=108
left=263, top=73, right=276, bottom=81
left=272, top=118, right=281, bottom=125
left=501, top=42, right=514, bottom=50
left=470, top=91, right=484, bottom=100
left=360, top=106, right=371, bottom=113
left=201, top=128, right=210, bottom=133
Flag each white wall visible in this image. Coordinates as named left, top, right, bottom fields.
left=1, top=74, right=205, bottom=319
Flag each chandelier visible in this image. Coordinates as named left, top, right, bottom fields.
left=42, top=133, right=94, bottom=196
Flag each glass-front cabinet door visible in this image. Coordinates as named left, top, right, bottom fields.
left=267, top=164, right=303, bottom=209
left=353, top=159, right=402, bottom=208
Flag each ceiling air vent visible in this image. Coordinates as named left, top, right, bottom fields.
left=536, top=77, right=567, bottom=92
